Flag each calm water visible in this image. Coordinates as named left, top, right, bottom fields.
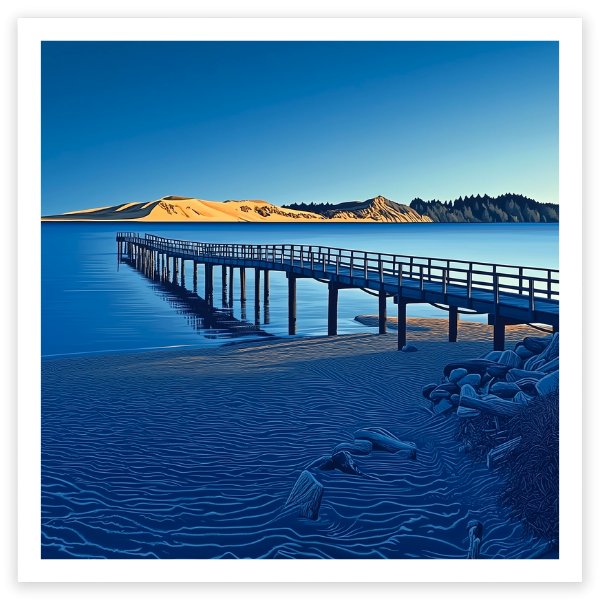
left=41, top=222, right=558, bottom=358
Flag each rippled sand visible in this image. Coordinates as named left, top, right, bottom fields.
left=41, top=319, right=548, bottom=559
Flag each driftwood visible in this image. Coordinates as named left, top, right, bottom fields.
left=354, top=429, right=417, bottom=459
left=285, top=470, right=324, bottom=520
left=459, top=393, right=524, bottom=418
left=487, top=437, right=522, bottom=469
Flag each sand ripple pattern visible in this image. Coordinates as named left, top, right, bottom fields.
left=42, top=333, right=546, bottom=559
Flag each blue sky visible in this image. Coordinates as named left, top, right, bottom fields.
left=42, top=41, right=558, bottom=215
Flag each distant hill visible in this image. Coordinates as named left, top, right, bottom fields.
left=408, top=193, right=559, bottom=223
left=42, top=194, right=432, bottom=223
left=281, top=196, right=433, bottom=223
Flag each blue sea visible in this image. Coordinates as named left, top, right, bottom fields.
left=41, top=222, right=559, bottom=560
left=41, top=222, right=558, bottom=358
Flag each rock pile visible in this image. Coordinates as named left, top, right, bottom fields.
left=422, top=333, right=559, bottom=424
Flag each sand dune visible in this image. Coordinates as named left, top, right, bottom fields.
left=42, top=195, right=433, bottom=223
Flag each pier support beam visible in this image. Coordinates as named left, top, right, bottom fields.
left=173, top=256, right=178, bottom=285
left=180, top=258, right=185, bottom=287
left=240, top=268, right=246, bottom=301
left=493, top=319, right=505, bottom=352
left=397, top=300, right=408, bottom=350
left=378, top=290, right=387, bottom=334
left=254, top=268, right=261, bottom=325
left=205, top=264, right=214, bottom=305
left=166, top=255, right=171, bottom=281
left=229, top=265, right=234, bottom=304
left=222, top=265, right=228, bottom=305
left=264, top=270, right=270, bottom=303
left=288, top=274, right=297, bottom=335
left=328, top=282, right=338, bottom=336
left=449, top=306, right=459, bottom=342
left=193, top=261, right=198, bottom=292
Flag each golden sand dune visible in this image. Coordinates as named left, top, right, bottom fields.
left=42, top=195, right=433, bottom=223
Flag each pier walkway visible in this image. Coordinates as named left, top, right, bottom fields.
left=116, top=233, right=559, bottom=351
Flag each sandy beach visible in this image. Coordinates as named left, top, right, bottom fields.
left=41, top=318, right=549, bottom=559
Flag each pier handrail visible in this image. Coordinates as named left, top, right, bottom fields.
left=116, top=232, right=559, bottom=301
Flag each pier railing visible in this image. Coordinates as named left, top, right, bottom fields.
left=117, top=233, right=559, bottom=305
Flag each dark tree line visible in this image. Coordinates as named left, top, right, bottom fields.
left=409, top=193, right=559, bottom=223
left=281, top=201, right=340, bottom=215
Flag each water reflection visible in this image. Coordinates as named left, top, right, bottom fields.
left=119, top=254, right=271, bottom=341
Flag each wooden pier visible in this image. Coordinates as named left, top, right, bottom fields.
left=116, top=233, right=559, bottom=351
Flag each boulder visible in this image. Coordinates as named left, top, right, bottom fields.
left=513, top=391, right=532, bottom=406
left=443, top=359, right=497, bottom=377
left=535, top=371, right=559, bottom=396
left=354, top=429, right=417, bottom=459
left=449, top=368, right=468, bottom=383
left=536, top=332, right=560, bottom=363
left=484, top=351, right=502, bottom=362
left=306, top=455, right=335, bottom=470
left=450, top=394, right=460, bottom=405
left=429, top=382, right=460, bottom=401
left=515, top=345, right=535, bottom=360
left=512, top=378, right=541, bottom=395
left=539, top=357, right=559, bottom=373
left=457, top=373, right=481, bottom=388
left=490, top=382, right=521, bottom=398
left=498, top=350, right=522, bottom=369
left=487, top=363, right=511, bottom=378
left=506, top=368, right=546, bottom=383
left=401, top=344, right=418, bottom=352
left=421, top=383, right=437, bottom=399
left=332, top=440, right=373, bottom=456
left=285, top=470, right=324, bottom=520
left=524, top=354, right=546, bottom=372
left=522, top=336, right=552, bottom=354
left=432, top=398, right=453, bottom=415
left=460, top=383, right=480, bottom=400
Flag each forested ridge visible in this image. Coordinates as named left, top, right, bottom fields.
left=409, top=193, right=558, bottom=223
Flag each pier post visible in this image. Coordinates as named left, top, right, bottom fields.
left=180, top=259, right=185, bottom=287
left=493, top=318, right=505, bottom=352
left=166, top=255, right=171, bottom=281
left=193, top=261, right=198, bottom=292
left=397, top=300, right=407, bottom=350
left=173, top=255, right=179, bottom=285
left=205, top=264, right=214, bottom=305
left=254, top=268, right=261, bottom=325
left=328, top=282, right=338, bottom=336
left=222, top=266, right=228, bottom=306
left=240, top=268, right=246, bottom=301
left=288, top=274, right=297, bottom=335
left=449, top=306, right=459, bottom=342
left=229, top=265, right=234, bottom=305
left=378, top=289, right=387, bottom=334
left=264, top=270, right=270, bottom=303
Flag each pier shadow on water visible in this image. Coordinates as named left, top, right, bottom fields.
left=119, top=256, right=273, bottom=342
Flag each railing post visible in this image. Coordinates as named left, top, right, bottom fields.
left=494, top=273, right=499, bottom=306
left=420, top=265, right=424, bottom=292
left=442, top=268, right=447, bottom=298
left=467, top=270, right=472, bottom=309
left=398, top=264, right=403, bottom=297
left=519, top=267, right=523, bottom=295
left=379, top=260, right=383, bottom=283
left=547, top=271, right=552, bottom=298
left=336, top=255, right=340, bottom=275
left=529, top=278, right=535, bottom=317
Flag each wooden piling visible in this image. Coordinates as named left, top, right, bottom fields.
left=240, top=268, right=246, bottom=301
left=493, top=318, right=505, bottom=351
left=229, top=264, right=234, bottom=303
left=288, top=274, right=297, bottom=335
left=264, top=269, right=270, bottom=303
left=449, top=306, right=459, bottom=342
left=328, top=282, right=338, bottom=336
left=254, top=268, right=261, bottom=322
left=193, top=261, right=198, bottom=292
left=378, top=290, right=387, bottom=334
left=180, top=258, right=185, bottom=286
left=397, top=300, right=407, bottom=350
left=205, top=264, right=214, bottom=304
